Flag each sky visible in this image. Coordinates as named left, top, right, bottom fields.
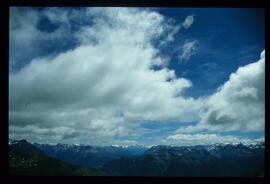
left=9, top=7, right=265, bottom=146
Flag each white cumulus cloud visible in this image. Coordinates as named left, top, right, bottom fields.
left=176, top=50, right=265, bottom=133
left=9, top=7, right=203, bottom=144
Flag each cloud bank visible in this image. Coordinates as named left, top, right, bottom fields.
left=9, top=8, right=265, bottom=145
left=164, top=133, right=264, bottom=146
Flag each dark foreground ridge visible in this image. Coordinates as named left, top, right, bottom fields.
left=9, top=139, right=104, bottom=176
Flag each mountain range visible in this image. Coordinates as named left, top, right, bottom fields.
left=9, top=139, right=264, bottom=176
left=33, top=142, right=147, bottom=169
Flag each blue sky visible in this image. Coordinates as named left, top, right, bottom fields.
left=9, top=7, right=265, bottom=146
left=159, top=8, right=265, bottom=97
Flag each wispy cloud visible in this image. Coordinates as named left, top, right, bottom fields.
left=179, top=40, right=198, bottom=62
left=182, top=15, right=194, bottom=29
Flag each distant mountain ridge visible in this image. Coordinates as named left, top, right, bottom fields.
left=102, top=143, right=264, bottom=176
left=33, top=142, right=147, bottom=169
